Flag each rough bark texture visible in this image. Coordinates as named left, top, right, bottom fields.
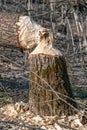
left=28, top=54, right=77, bottom=116
left=0, top=12, right=20, bottom=45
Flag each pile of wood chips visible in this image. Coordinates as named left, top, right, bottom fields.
left=0, top=101, right=87, bottom=130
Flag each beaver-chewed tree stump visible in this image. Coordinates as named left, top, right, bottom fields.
left=16, top=15, right=77, bottom=116
left=28, top=53, right=77, bottom=116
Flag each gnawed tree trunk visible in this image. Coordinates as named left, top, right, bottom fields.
left=28, top=53, right=77, bottom=116
left=16, top=15, right=77, bottom=116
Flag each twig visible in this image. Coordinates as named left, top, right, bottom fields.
left=0, top=120, right=45, bottom=130
left=0, top=55, right=87, bottom=109
left=58, top=122, right=77, bottom=130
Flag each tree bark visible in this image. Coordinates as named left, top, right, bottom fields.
left=28, top=53, right=77, bottom=116
left=0, top=12, right=19, bottom=45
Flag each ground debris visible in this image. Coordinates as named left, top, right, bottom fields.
left=0, top=102, right=87, bottom=130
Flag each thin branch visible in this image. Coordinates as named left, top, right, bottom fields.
left=0, top=55, right=87, bottom=109
left=0, top=120, right=45, bottom=130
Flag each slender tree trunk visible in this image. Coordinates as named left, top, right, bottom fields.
left=0, top=12, right=19, bottom=45
left=28, top=53, right=77, bottom=116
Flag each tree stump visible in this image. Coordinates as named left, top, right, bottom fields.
left=28, top=53, right=77, bottom=116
